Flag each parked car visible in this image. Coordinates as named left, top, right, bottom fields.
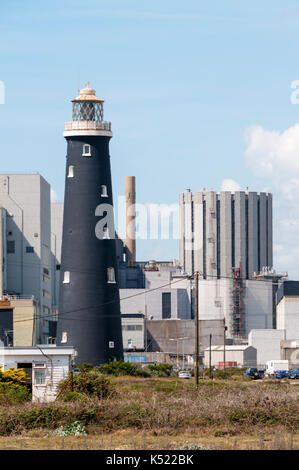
left=178, top=370, right=192, bottom=379
left=274, top=370, right=289, bottom=379
left=244, top=368, right=264, bottom=380
left=287, top=368, right=299, bottom=379
left=244, top=368, right=257, bottom=378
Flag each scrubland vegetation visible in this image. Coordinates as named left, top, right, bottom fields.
left=0, top=362, right=298, bottom=449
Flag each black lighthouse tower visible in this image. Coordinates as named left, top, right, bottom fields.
left=57, top=84, right=123, bottom=365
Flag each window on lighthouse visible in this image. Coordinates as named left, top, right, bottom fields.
left=82, top=144, right=91, bottom=157
left=107, top=267, right=116, bottom=283
left=101, top=185, right=108, bottom=197
left=103, top=226, right=110, bottom=239
left=68, top=165, right=74, bottom=178
left=63, top=271, right=70, bottom=284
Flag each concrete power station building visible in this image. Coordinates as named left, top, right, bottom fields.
left=179, top=189, right=273, bottom=279
left=0, top=174, right=54, bottom=346
left=56, top=84, right=123, bottom=365
left=179, top=189, right=276, bottom=340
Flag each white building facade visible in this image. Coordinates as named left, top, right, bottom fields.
left=0, top=345, right=76, bottom=403
left=121, top=314, right=145, bottom=351
left=196, top=278, right=273, bottom=340
left=277, top=281, right=299, bottom=340
left=248, top=329, right=286, bottom=367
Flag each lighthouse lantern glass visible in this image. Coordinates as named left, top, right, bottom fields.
left=72, top=101, right=103, bottom=122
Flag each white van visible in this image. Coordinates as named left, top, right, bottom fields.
left=265, top=360, right=289, bottom=377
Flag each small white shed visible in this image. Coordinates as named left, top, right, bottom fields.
left=0, top=345, right=77, bottom=403
left=203, top=345, right=257, bottom=368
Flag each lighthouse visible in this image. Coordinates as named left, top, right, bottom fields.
left=57, top=84, right=123, bottom=365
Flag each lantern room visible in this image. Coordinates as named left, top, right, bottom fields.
left=71, top=82, right=104, bottom=122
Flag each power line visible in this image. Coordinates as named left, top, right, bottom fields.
left=11, top=275, right=194, bottom=325
left=5, top=268, right=297, bottom=326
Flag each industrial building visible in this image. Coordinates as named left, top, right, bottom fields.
left=0, top=151, right=294, bottom=371
left=146, top=318, right=224, bottom=355
left=123, top=318, right=225, bottom=368
left=120, top=268, right=192, bottom=322
left=280, top=340, right=299, bottom=366
left=120, top=262, right=276, bottom=342
left=276, top=281, right=299, bottom=340
left=245, top=282, right=299, bottom=367
left=196, top=277, right=274, bottom=340
left=48, top=175, right=282, bottom=352
left=121, top=314, right=145, bottom=351
left=248, top=329, right=286, bottom=367
left=203, top=345, right=257, bottom=368
left=178, top=189, right=280, bottom=340
left=179, top=189, right=273, bottom=279
left=0, top=174, right=54, bottom=345
left=0, top=171, right=289, bottom=366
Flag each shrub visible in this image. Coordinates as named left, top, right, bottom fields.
left=0, top=383, right=30, bottom=404
left=0, top=367, right=27, bottom=386
left=57, top=370, right=112, bottom=400
left=214, top=429, right=230, bottom=437
left=61, top=392, right=86, bottom=402
left=201, top=367, right=246, bottom=380
left=147, top=364, right=174, bottom=377
left=75, top=363, right=94, bottom=372
left=98, top=360, right=151, bottom=377
left=0, top=403, right=98, bottom=435
left=53, top=420, right=87, bottom=436
left=0, top=367, right=30, bottom=404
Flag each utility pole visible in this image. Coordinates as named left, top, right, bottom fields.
left=209, top=333, right=212, bottom=379
left=194, top=271, right=199, bottom=386
left=223, top=323, right=227, bottom=370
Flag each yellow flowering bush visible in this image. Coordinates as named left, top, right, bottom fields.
left=0, top=367, right=30, bottom=403
left=0, top=367, right=27, bottom=386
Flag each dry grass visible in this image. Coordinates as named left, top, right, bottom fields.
left=0, top=428, right=298, bottom=450
left=0, top=376, right=298, bottom=450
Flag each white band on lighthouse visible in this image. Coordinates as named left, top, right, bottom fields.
left=63, top=121, right=113, bottom=137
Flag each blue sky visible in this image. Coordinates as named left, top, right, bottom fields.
left=1, top=1, right=299, bottom=275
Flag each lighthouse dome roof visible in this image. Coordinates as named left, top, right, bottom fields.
left=72, top=83, right=104, bottom=103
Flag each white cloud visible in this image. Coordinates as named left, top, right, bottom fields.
left=244, top=122, right=299, bottom=278
left=245, top=123, right=299, bottom=178
left=220, top=178, right=241, bottom=192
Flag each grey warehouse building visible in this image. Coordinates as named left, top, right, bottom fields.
left=179, top=189, right=273, bottom=280
left=0, top=173, right=54, bottom=345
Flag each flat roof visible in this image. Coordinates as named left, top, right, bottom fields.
left=203, top=345, right=252, bottom=352
left=277, top=281, right=299, bottom=304
left=0, top=346, right=76, bottom=356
